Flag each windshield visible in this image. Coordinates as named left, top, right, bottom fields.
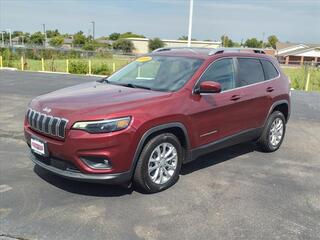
left=106, top=56, right=203, bottom=91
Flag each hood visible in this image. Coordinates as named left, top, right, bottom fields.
left=30, top=81, right=171, bottom=122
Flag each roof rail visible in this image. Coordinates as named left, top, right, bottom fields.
left=152, top=47, right=211, bottom=53
left=208, top=47, right=265, bottom=55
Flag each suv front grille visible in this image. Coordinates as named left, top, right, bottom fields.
left=27, top=109, right=68, bottom=138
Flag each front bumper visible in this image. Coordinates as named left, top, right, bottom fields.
left=24, top=124, right=138, bottom=175
left=30, top=153, right=131, bottom=184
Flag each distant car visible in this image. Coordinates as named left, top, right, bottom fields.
left=24, top=47, right=291, bottom=193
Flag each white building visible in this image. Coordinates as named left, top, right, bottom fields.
left=127, top=38, right=221, bottom=54
left=276, top=42, right=320, bottom=65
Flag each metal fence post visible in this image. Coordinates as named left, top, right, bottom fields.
left=0, top=56, right=2, bottom=68
left=21, top=56, right=24, bottom=71
left=88, top=60, right=92, bottom=75
left=41, top=58, right=45, bottom=71
left=66, top=59, right=69, bottom=73
left=305, top=69, right=311, bottom=91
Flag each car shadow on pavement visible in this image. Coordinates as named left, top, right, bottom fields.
left=33, top=165, right=133, bottom=197
left=181, top=141, right=256, bottom=175
left=33, top=141, right=256, bottom=196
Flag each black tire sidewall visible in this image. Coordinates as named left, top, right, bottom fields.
left=265, top=111, right=286, bottom=151
left=139, top=133, right=183, bottom=193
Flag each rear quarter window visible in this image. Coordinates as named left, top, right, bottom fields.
left=237, top=58, right=265, bottom=87
left=261, top=59, right=279, bottom=80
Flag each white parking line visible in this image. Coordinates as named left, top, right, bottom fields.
left=0, top=185, right=13, bottom=193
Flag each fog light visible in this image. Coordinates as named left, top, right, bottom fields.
left=80, top=156, right=111, bottom=169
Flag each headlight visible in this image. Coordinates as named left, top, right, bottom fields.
left=72, top=117, right=131, bottom=133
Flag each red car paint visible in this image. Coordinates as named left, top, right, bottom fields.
left=24, top=49, right=290, bottom=183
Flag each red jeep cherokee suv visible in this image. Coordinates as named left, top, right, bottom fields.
left=24, top=48, right=290, bottom=193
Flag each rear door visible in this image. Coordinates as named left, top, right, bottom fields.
left=235, top=58, right=274, bottom=129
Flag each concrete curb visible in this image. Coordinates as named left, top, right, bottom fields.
left=0, top=69, right=107, bottom=78
left=38, top=71, right=70, bottom=75
left=86, top=74, right=108, bottom=77
left=0, top=67, right=18, bottom=71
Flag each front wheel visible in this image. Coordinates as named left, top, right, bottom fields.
left=133, top=133, right=183, bottom=193
left=257, top=111, right=286, bottom=152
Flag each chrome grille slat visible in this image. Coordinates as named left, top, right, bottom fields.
left=42, top=115, right=47, bottom=131
left=30, top=110, right=34, bottom=126
left=55, top=119, right=61, bottom=137
left=33, top=112, right=38, bottom=128
left=27, top=108, right=68, bottom=139
left=48, top=117, right=54, bottom=135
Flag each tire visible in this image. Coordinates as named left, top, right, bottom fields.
left=133, top=133, right=183, bottom=193
left=257, top=111, right=286, bottom=152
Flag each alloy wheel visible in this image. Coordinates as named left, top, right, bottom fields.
left=148, top=142, right=178, bottom=185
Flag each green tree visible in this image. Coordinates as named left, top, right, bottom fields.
left=221, top=35, right=235, bottom=47
left=12, top=31, right=23, bottom=38
left=49, top=35, right=64, bottom=47
left=244, top=38, right=263, bottom=48
left=109, top=32, right=120, bottom=40
left=267, top=35, right=279, bottom=49
left=30, top=31, right=45, bottom=45
left=19, top=32, right=30, bottom=44
left=119, top=32, right=145, bottom=39
left=46, top=29, right=60, bottom=38
left=82, top=40, right=100, bottom=51
left=178, top=35, right=197, bottom=41
left=112, top=39, right=134, bottom=53
left=178, top=36, right=188, bottom=40
left=73, top=31, right=88, bottom=46
left=148, top=38, right=165, bottom=51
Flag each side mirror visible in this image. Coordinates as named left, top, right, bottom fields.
left=195, top=81, right=222, bottom=94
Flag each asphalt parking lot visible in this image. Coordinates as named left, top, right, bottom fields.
left=0, top=70, right=319, bottom=240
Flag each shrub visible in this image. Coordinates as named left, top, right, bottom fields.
left=148, top=38, right=165, bottom=51
left=49, top=36, right=64, bottom=47
left=112, top=39, right=134, bottom=53
left=92, top=63, right=111, bottom=75
left=69, top=60, right=88, bottom=74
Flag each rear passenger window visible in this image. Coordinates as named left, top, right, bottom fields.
left=237, top=58, right=265, bottom=87
left=261, top=59, right=279, bottom=80
left=199, top=58, right=235, bottom=91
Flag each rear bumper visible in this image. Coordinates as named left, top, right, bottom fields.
left=30, top=153, right=132, bottom=184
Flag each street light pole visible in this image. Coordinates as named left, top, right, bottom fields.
left=91, top=21, right=95, bottom=40
left=42, top=24, right=47, bottom=47
left=6, top=29, right=12, bottom=47
left=187, top=0, right=193, bottom=47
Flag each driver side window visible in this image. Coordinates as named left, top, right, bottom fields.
left=199, top=58, right=235, bottom=91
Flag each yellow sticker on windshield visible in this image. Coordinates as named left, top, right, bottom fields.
left=136, top=56, right=152, bottom=62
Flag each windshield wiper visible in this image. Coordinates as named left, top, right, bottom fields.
left=116, top=83, right=153, bottom=90
left=99, top=79, right=153, bottom=90
left=97, top=77, right=109, bottom=83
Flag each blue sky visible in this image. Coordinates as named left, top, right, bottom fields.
left=0, top=0, right=319, bottom=43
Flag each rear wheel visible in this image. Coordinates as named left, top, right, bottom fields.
left=257, top=111, right=286, bottom=152
left=133, top=133, right=183, bottom=193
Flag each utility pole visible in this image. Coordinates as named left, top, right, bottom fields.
left=42, top=24, right=47, bottom=48
left=91, top=21, right=95, bottom=40
left=262, top=32, right=265, bottom=49
left=187, top=0, right=193, bottom=47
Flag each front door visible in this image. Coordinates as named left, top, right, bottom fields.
left=188, top=58, right=249, bottom=147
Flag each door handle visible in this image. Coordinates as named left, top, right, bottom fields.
left=230, top=95, right=241, bottom=101
left=266, top=87, right=274, bottom=92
